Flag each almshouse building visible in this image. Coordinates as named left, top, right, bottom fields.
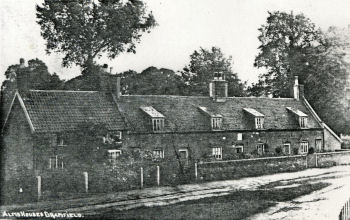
left=1, top=66, right=342, bottom=181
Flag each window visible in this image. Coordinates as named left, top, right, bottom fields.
left=283, top=143, right=291, bottom=155
left=178, top=149, right=188, bottom=159
left=57, top=137, right=66, bottom=147
left=212, top=147, right=222, bottom=159
left=255, top=117, right=264, bottom=129
left=300, top=141, right=309, bottom=154
left=257, top=143, right=265, bottom=155
left=103, top=132, right=122, bottom=144
left=237, top=133, right=243, bottom=141
left=153, top=149, right=164, bottom=158
left=152, top=118, right=165, bottom=132
left=211, top=117, right=223, bottom=130
left=108, top=149, right=122, bottom=163
left=49, top=156, right=64, bottom=169
left=234, top=145, right=244, bottom=153
left=299, top=117, right=308, bottom=128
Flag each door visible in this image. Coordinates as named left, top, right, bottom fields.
left=178, top=149, right=189, bottom=165
left=315, top=139, right=323, bottom=152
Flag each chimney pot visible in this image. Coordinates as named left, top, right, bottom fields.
left=102, top=64, right=108, bottom=72
left=19, top=58, right=25, bottom=68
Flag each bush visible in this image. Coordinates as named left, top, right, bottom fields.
left=293, top=147, right=299, bottom=155
left=1, top=173, right=37, bottom=205
left=275, top=147, right=282, bottom=155
left=308, top=147, right=315, bottom=154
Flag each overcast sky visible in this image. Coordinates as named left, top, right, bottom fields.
left=1, top=0, right=350, bottom=85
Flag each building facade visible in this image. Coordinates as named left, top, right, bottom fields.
left=1, top=72, right=342, bottom=180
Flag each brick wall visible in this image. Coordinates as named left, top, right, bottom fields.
left=1, top=100, right=34, bottom=181
left=123, top=129, right=324, bottom=161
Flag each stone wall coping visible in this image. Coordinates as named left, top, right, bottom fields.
left=316, top=150, right=350, bottom=156
left=200, top=155, right=306, bottom=164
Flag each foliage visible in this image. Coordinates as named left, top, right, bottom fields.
left=120, top=67, right=187, bottom=95
left=36, top=0, right=156, bottom=71
left=1, top=59, right=64, bottom=124
left=253, top=11, right=322, bottom=97
left=181, top=47, right=246, bottom=96
left=251, top=11, right=350, bottom=133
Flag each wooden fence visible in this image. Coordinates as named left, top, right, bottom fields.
left=339, top=197, right=350, bottom=220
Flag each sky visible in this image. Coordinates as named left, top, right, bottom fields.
left=1, top=0, right=350, bottom=86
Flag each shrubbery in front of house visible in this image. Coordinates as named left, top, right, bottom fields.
left=0, top=166, right=37, bottom=205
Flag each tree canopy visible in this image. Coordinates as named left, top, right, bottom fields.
left=36, top=0, right=156, bottom=72
left=120, top=67, right=187, bottom=95
left=181, top=47, right=246, bottom=97
left=1, top=59, right=65, bottom=124
left=253, top=11, right=322, bottom=97
left=250, top=11, right=350, bottom=134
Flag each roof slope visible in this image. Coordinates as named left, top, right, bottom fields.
left=117, top=95, right=322, bottom=133
left=21, top=90, right=126, bottom=133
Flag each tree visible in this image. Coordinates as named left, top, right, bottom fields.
left=1, top=59, right=64, bottom=124
left=253, top=11, right=322, bottom=97
left=36, top=0, right=156, bottom=72
left=181, top=47, right=246, bottom=97
left=120, top=67, right=187, bottom=95
left=252, top=11, right=350, bottom=134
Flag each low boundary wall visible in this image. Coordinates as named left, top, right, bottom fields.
left=198, top=155, right=307, bottom=181
left=317, top=151, right=350, bottom=167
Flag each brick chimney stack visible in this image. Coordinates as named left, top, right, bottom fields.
left=17, top=58, right=29, bottom=94
left=209, top=72, right=228, bottom=102
left=293, top=76, right=304, bottom=100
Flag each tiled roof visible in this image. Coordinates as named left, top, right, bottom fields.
left=243, top=108, right=265, bottom=117
left=116, top=95, right=322, bottom=133
left=22, top=90, right=126, bottom=133
left=198, top=106, right=222, bottom=118
left=140, top=106, right=165, bottom=118
left=286, top=107, right=308, bottom=117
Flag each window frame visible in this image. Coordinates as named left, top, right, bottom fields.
left=178, top=149, right=189, bottom=159
left=211, top=117, right=223, bottom=130
left=256, top=143, right=265, bottom=155
left=153, top=149, right=164, bottom=158
left=255, top=117, right=264, bottom=129
left=283, top=142, right=291, bottom=155
left=299, top=117, right=308, bottom=128
left=212, top=147, right=222, bottom=160
left=237, top=133, right=243, bottom=141
left=234, top=144, right=244, bottom=153
left=152, top=118, right=165, bottom=132
left=49, top=155, right=64, bottom=170
left=300, top=141, right=309, bottom=154
left=108, top=149, right=122, bottom=163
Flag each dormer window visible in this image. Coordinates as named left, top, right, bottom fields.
left=211, top=117, right=223, bottom=130
left=286, top=107, right=308, bottom=128
left=152, top=118, right=165, bottom=131
left=255, top=117, right=264, bottom=129
left=140, top=106, right=165, bottom=132
left=198, top=106, right=223, bottom=130
left=243, top=108, right=265, bottom=130
left=299, top=117, right=308, bottom=128
left=213, top=72, right=225, bottom=80
left=103, top=131, right=122, bottom=144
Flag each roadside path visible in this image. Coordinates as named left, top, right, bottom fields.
left=1, top=166, right=349, bottom=216
left=250, top=167, right=350, bottom=220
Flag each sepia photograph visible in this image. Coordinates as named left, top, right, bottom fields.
left=1, top=0, right=350, bottom=219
